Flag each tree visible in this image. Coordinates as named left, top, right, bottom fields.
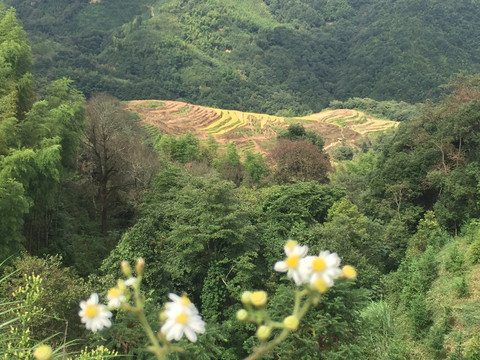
left=332, top=144, right=354, bottom=161
left=103, top=169, right=258, bottom=304
left=243, top=150, right=269, bottom=187
left=0, top=6, right=33, bottom=120
left=82, top=93, right=158, bottom=235
left=214, top=142, right=244, bottom=186
left=278, top=123, right=325, bottom=151
left=269, top=139, right=331, bottom=183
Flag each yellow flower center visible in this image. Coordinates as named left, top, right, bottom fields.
left=285, top=254, right=300, bottom=269
left=285, top=240, right=298, bottom=251
left=180, top=295, right=191, bottom=306
left=251, top=291, right=268, bottom=307
left=176, top=312, right=189, bottom=324
left=85, top=304, right=99, bottom=318
left=313, top=278, right=328, bottom=294
left=312, top=257, right=326, bottom=272
left=108, top=287, right=121, bottom=298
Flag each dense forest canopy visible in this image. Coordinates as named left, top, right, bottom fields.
left=2, top=2, right=480, bottom=360
left=4, top=0, right=480, bottom=115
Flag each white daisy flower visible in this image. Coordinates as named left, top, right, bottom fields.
left=166, top=293, right=199, bottom=314
left=107, top=286, right=126, bottom=308
left=308, top=251, right=342, bottom=292
left=311, top=251, right=342, bottom=280
left=79, top=293, right=112, bottom=332
left=161, top=294, right=205, bottom=342
left=274, top=240, right=310, bottom=285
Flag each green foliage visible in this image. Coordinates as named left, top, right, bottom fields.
left=156, top=132, right=201, bottom=164
left=0, top=6, right=33, bottom=119
left=257, top=282, right=369, bottom=360
left=72, top=346, right=118, bottom=359
left=330, top=97, right=420, bottom=122
left=427, top=323, right=446, bottom=359
left=243, top=150, right=269, bottom=187
left=409, top=292, right=431, bottom=337
left=469, top=236, right=480, bottom=264
left=0, top=177, right=30, bottom=259
left=1, top=255, right=89, bottom=345
left=307, top=197, right=384, bottom=292
left=400, top=246, right=438, bottom=304
left=103, top=168, right=258, bottom=302
left=357, top=301, right=407, bottom=359
left=446, top=244, right=466, bottom=275
left=214, top=142, right=244, bottom=186
left=407, top=211, right=449, bottom=256
left=331, top=144, right=354, bottom=161
left=0, top=272, right=44, bottom=359
left=455, top=276, right=469, bottom=298
left=258, top=181, right=343, bottom=243
left=465, top=332, right=480, bottom=360
left=8, top=0, right=480, bottom=114
left=278, top=123, right=325, bottom=151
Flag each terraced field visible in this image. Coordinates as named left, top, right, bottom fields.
left=301, top=109, right=397, bottom=135
left=127, top=100, right=398, bottom=154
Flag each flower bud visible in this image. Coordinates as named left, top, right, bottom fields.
left=256, top=325, right=271, bottom=340
left=33, top=345, right=53, bottom=360
left=159, top=310, right=167, bottom=323
left=241, top=291, right=252, bottom=305
left=283, top=315, right=299, bottom=330
left=135, top=258, right=145, bottom=276
left=342, top=265, right=357, bottom=279
left=121, top=261, right=132, bottom=277
left=236, top=309, right=248, bottom=321
left=250, top=291, right=267, bottom=307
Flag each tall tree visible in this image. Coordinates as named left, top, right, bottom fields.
left=269, top=139, right=331, bottom=184
left=0, top=6, right=33, bottom=120
left=82, top=93, right=158, bottom=235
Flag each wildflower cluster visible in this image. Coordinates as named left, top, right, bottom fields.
left=76, top=259, right=205, bottom=360
left=274, top=240, right=356, bottom=291
left=4, top=274, right=45, bottom=360
left=237, top=240, right=356, bottom=360
left=66, top=242, right=355, bottom=359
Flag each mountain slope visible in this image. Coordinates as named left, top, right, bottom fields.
left=127, top=100, right=397, bottom=154
left=6, top=0, right=480, bottom=114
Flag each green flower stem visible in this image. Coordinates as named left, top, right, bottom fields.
left=136, top=307, right=166, bottom=359
left=244, top=328, right=290, bottom=360
left=246, top=288, right=315, bottom=360
left=296, top=293, right=313, bottom=319
left=131, top=276, right=166, bottom=360
left=293, top=289, right=309, bottom=315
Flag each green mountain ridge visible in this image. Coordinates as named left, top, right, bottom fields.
left=5, top=0, right=480, bottom=115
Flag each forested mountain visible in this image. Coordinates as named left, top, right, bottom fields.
left=4, top=2, right=480, bottom=359
left=5, top=0, right=480, bottom=114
